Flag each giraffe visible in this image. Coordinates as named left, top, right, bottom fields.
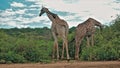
left=75, top=18, right=102, bottom=60
left=39, top=7, right=70, bottom=60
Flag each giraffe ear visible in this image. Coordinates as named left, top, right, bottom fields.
left=42, top=5, right=44, bottom=8
left=41, top=5, right=45, bottom=8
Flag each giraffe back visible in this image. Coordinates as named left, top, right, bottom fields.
left=52, top=19, right=69, bottom=38
left=76, top=18, right=97, bottom=38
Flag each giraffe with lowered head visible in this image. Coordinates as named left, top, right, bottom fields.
left=39, top=6, right=70, bottom=60
left=75, top=18, right=102, bottom=60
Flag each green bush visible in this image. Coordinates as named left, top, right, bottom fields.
left=0, top=59, right=6, bottom=64
left=0, top=52, right=26, bottom=63
left=24, top=44, right=52, bottom=62
left=80, top=44, right=119, bottom=61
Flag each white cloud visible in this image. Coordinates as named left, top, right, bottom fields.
left=30, top=4, right=40, bottom=8
left=108, top=1, right=120, bottom=10
left=0, top=8, right=26, bottom=17
left=25, top=0, right=35, bottom=2
left=26, top=13, right=35, bottom=16
left=15, top=9, right=26, bottom=14
left=0, top=9, right=29, bottom=28
left=0, top=9, right=15, bottom=17
left=1, top=0, right=120, bottom=28
left=39, top=0, right=120, bottom=26
left=11, top=2, right=26, bottom=7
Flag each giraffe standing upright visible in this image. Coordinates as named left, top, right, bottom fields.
left=39, top=7, right=70, bottom=60
left=75, top=18, right=102, bottom=60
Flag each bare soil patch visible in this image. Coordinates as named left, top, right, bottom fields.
left=0, top=61, right=119, bottom=68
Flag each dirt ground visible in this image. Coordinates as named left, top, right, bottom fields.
left=0, top=61, right=119, bottom=68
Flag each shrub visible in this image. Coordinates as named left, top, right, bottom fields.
left=0, top=59, right=6, bottom=64
left=0, top=52, right=26, bottom=63
left=23, top=43, right=52, bottom=62
left=80, top=44, right=119, bottom=61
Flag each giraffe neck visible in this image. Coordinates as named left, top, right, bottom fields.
left=45, top=9, right=57, bottom=22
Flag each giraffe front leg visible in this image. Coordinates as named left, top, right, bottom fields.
left=61, top=42, right=65, bottom=60
left=52, top=32, right=59, bottom=60
left=75, top=42, right=80, bottom=60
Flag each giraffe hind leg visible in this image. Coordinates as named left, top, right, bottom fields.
left=64, top=37, right=70, bottom=60
left=56, top=42, right=59, bottom=60
left=52, top=41, right=56, bottom=59
left=75, top=36, right=83, bottom=60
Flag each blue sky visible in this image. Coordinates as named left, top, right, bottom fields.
left=0, top=0, right=120, bottom=28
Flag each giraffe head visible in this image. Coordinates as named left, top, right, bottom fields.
left=88, top=18, right=103, bottom=31
left=39, top=6, right=48, bottom=16
left=92, top=18, right=103, bottom=31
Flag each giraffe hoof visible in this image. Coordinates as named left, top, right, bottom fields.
left=61, top=57, right=64, bottom=60
left=75, top=56, right=79, bottom=60
left=75, top=58, right=79, bottom=60
left=67, top=59, right=70, bottom=62
left=57, top=56, right=60, bottom=60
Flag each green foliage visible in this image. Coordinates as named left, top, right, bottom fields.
left=23, top=42, right=52, bottom=62
left=80, top=44, right=119, bottom=61
left=0, top=28, right=53, bottom=63
left=0, top=16, right=120, bottom=63
left=0, top=52, right=26, bottom=63
left=0, top=59, right=6, bottom=64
